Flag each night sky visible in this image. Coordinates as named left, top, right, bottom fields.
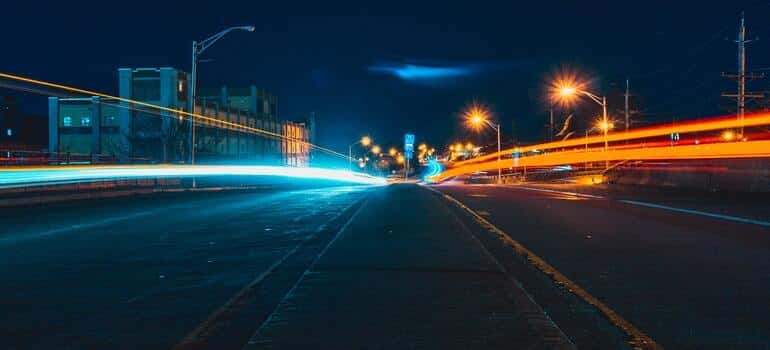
left=2, top=1, right=768, bottom=152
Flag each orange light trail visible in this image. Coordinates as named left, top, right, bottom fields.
left=434, top=139, right=770, bottom=181
left=452, top=112, right=770, bottom=169
left=0, top=72, right=350, bottom=160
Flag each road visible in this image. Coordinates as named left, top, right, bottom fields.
left=433, top=182, right=770, bottom=349
left=1, top=187, right=369, bottom=349
left=2, top=182, right=767, bottom=349
left=1, top=184, right=579, bottom=350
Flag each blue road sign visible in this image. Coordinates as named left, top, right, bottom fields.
left=404, top=133, right=415, bottom=159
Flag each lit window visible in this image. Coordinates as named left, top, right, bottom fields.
left=6, top=128, right=11, bottom=136
left=82, top=116, right=91, bottom=126
left=63, top=116, right=72, bottom=126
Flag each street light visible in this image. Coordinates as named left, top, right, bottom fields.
left=189, top=25, right=255, bottom=164
left=466, top=110, right=502, bottom=184
left=349, top=136, right=372, bottom=171
left=388, top=147, right=397, bottom=156
left=557, top=84, right=610, bottom=168
left=597, top=120, right=614, bottom=132
left=371, top=145, right=381, bottom=155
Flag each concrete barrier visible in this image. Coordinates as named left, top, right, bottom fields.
left=605, top=158, right=770, bottom=193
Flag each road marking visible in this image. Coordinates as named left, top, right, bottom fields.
left=428, top=186, right=660, bottom=350
left=514, top=186, right=605, bottom=199
left=509, top=185, right=770, bottom=228
left=243, top=198, right=368, bottom=348
left=620, top=199, right=770, bottom=228
left=430, top=187, right=577, bottom=349
left=0, top=189, right=313, bottom=245
left=173, top=198, right=365, bottom=349
left=0, top=209, right=161, bottom=245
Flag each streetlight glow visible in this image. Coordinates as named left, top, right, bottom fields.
left=388, top=147, right=397, bottom=156
left=371, top=145, right=381, bottom=154
left=559, top=86, right=577, bottom=97
left=463, top=102, right=491, bottom=130
left=360, top=136, right=372, bottom=147
left=597, top=120, right=614, bottom=132
left=463, top=104, right=502, bottom=183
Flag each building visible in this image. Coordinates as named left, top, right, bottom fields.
left=1, top=95, right=47, bottom=151
left=48, top=67, right=312, bottom=165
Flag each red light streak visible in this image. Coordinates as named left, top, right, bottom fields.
left=452, top=112, right=770, bottom=169
left=434, top=139, right=770, bottom=181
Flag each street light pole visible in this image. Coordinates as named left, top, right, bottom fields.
left=481, top=120, right=502, bottom=184
left=348, top=136, right=371, bottom=172
left=561, top=87, right=609, bottom=169
left=468, top=112, right=502, bottom=184
left=348, top=144, right=353, bottom=171
left=190, top=41, right=198, bottom=165
left=189, top=25, right=255, bottom=165
left=602, top=96, right=609, bottom=169
left=496, top=122, right=501, bottom=184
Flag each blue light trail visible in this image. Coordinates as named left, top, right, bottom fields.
left=0, top=165, right=387, bottom=188
left=423, top=159, right=443, bottom=182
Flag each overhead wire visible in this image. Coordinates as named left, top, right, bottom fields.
left=0, top=72, right=351, bottom=161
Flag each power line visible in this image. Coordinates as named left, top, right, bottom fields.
left=0, top=72, right=350, bottom=161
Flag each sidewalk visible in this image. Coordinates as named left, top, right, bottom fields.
left=243, top=184, right=574, bottom=349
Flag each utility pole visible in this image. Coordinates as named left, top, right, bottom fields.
left=722, top=12, right=764, bottom=138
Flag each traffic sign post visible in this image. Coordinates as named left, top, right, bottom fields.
left=404, top=133, right=415, bottom=181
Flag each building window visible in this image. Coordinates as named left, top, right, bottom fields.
left=132, top=79, right=161, bottom=101
left=63, top=116, right=72, bottom=127
left=6, top=128, right=11, bottom=136
left=82, top=116, right=91, bottom=126
left=103, top=115, right=117, bottom=126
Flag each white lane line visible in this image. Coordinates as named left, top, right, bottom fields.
left=512, top=186, right=605, bottom=199
left=0, top=209, right=161, bottom=245
left=0, top=190, right=299, bottom=245
left=620, top=199, right=770, bottom=228
left=507, top=185, right=770, bottom=228
left=173, top=198, right=363, bottom=349
left=243, top=198, right=369, bottom=349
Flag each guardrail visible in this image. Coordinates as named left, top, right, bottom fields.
left=0, top=149, right=152, bottom=166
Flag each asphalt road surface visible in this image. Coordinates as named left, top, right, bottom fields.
left=1, top=184, right=577, bottom=350
left=434, top=182, right=770, bottom=349
left=1, top=187, right=369, bottom=349
left=3, top=182, right=767, bottom=349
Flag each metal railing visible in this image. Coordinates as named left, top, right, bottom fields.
left=0, top=149, right=151, bottom=166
